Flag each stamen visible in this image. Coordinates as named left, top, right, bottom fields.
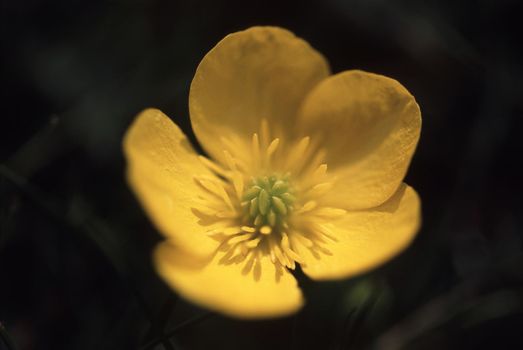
left=313, top=164, right=328, bottom=178
left=220, top=136, right=244, bottom=160
left=314, top=244, right=333, bottom=256
left=228, top=233, right=253, bottom=245
left=297, top=201, right=317, bottom=213
left=293, top=231, right=314, bottom=247
left=198, top=156, right=229, bottom=177
left=307, top=182, right=334, bottom=197
left=196, top=177, right=235, bottom=210
left=260, top=118, right=270, bottom=148
left=270, top=239, right=288, bottom=267
left=193, top=205, right=218, bottom=217
left=285, top=136, right=310, bottom=172
left=245, top=237, right=262, bottom=248
left=283, top=246, right=303, bottom=264
left=223, top=150, right=238, bottom=171
left=223, top=227, right=242, bottom=235
left=313, top=223, right=339, bottom=242
left=267, top=210, right=276, bottom=226
left=313, top=207, right=347, bottom=219
left=251, top=133, right=261, bottom=169
left=216, top=210, right=238, bottom=218
left=260, top=225, right=272, bottom=235
left=232, top=173, right=244, bottom=200
left=301, top=148, right=326, bottom=178
left=266, top=138, right=280, bottom=157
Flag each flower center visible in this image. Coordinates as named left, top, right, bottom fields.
left=194, top=122, right=346, bottom=272
left=242, top=175, right=295, bottom=231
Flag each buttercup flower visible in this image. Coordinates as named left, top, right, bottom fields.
left=124, top=27, right=421, bottom=318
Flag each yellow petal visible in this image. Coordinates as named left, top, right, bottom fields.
left=123, top=109, right=220, bottom=257
left=298, top=70, right=421, bottom=210
left=300, top=184, right=421, bottom=280
left=190, top=26, right=330, bottom=165
left=155, top=242, right=304, bottom=319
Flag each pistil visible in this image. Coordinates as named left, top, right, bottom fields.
left=242, top=175, right=295, bottom=231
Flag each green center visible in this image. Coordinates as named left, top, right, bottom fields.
left=242, top=175, right=295, bottom=228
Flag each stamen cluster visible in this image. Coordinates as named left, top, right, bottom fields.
left=242, top=175, right=295, bottom=231
left=193, top=119, right=346, bottom=272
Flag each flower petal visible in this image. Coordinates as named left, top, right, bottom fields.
left=300, top=184, right=421, bottom=280
left=189, top=26, right=330, bottom=165
left=124, top=109, right=220, bottom=257
left=155, top=242, right=304, bottom=319
left=298, top=70, right=421, bottom=210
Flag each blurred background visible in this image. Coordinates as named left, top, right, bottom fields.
left=1, top=0, right=522, bottom=349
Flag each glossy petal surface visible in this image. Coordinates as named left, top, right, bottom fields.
left=124, top=109, right=219, bottom=257
left=300, top=184, right=421, bottom=280
left=298, top=70, right=421, bottom=210
left=155, top=242, right=304, bottom=319
left=190, top=26, right=330, bottom=165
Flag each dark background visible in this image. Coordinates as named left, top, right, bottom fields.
left=1, top=0, right=522, bottom=349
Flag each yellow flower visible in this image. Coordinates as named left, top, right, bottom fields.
left=124, top=27, right=421, bottom=319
